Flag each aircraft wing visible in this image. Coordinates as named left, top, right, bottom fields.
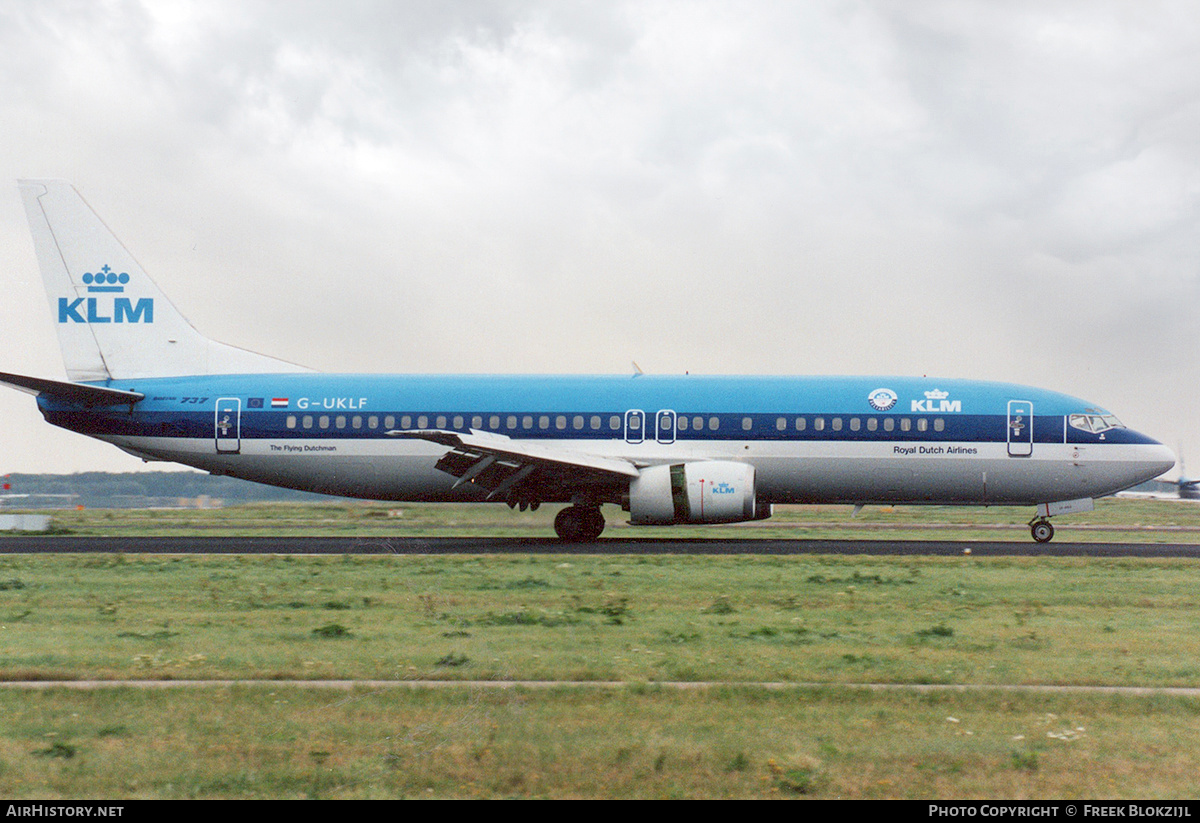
left=389, top=428, right=640, bottom=502
left=0, top=371, right=144, bottom=407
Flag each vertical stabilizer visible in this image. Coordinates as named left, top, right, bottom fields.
left=18, top=180, right=309, bottom=381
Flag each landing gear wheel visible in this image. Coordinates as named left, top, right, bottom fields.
left=581, top=506, right=605, bottom=540
left=1030, top=519, right=1054, bottom=544
left=554, top=505, right=605, bottom=541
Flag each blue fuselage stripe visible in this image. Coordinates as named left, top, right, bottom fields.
left=35, top=374, right=1161, bottom=447
left=39, top=410, right=1155, bottom=446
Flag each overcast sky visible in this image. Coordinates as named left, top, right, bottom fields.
left=1, top=0, right=1198, bottom=478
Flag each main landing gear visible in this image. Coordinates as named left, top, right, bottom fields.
left=1029, top=517, right=1054, bottom=544
left=554, top=505, right=606, bottom=542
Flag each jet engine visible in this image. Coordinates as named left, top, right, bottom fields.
left=628, top=461, right=771, bottom=525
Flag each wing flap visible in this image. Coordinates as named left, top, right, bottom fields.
left=390, top=429, right=640, bottom=478
left=389, top=428, right=639, bottom=502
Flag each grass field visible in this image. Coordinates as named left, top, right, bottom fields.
left=1, top=497, right=1199, bottom=798
left=4, top=685, right=1199, bottom=799
left=22, top=495, right=1200, bottom=542
left=3, top=551, right=1200, bottom=686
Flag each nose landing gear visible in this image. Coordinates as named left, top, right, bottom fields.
left=1027, top=499, right=1094, bottom=543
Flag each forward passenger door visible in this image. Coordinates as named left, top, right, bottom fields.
left=1007, top=400, right=1033, bottom=457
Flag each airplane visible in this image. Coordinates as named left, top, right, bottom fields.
left=1119, top=450, right=1200, bottom=500
left=1174, top=453, right=1200, bottom=499
left=0, top=180, right=1176, bottom=543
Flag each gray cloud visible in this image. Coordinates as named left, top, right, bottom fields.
left=1, top=0, right=1198, bottom=473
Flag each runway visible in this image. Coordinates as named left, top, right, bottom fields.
left=4, top=535, right=1200, bottom=556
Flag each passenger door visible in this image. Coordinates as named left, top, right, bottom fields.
left=1007, top=400, right=1033, bottom=457
left=215, top=398, right=241, bottom=454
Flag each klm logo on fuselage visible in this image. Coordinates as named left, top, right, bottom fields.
left=58, top=265, right=153, bottom=324
left=911, top=389, right=962, bottom=413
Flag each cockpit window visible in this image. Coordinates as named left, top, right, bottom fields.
left=1069, top=413, right=1125, bottom=434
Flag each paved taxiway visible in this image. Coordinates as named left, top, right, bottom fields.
left=3, top=536, right=1200, bottom=556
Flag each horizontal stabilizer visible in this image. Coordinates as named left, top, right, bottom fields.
left=0, top=371, right=143, bottom=406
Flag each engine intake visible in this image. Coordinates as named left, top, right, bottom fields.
left=629, top=461, right=770, bottom=525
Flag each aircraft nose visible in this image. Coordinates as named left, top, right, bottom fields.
left=1139, top=440, right=1177, bottom=481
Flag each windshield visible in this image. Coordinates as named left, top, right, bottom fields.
left=1068, top=413, right=1125, bottom=434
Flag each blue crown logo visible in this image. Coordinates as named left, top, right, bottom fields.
left=82, top=264, right=129, bottom=293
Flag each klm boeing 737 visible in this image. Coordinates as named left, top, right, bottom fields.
left=1, top=180, right=1176, bottom=542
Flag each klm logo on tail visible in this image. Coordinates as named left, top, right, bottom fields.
left=58, top=265, right=154, bottom=324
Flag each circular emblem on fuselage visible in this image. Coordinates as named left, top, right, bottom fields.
left=868, top=388, right=898, bottom=412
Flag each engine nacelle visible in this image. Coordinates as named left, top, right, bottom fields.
left=628, top=461, right=771, bottom=525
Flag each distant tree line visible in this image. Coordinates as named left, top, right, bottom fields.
left=0, top=472, right=343, bottom=509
